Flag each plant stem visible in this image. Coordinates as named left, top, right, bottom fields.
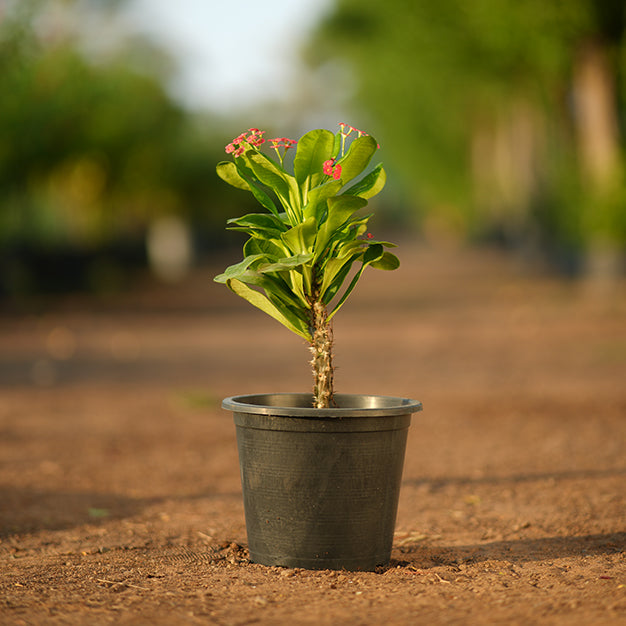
left=309, top=300, right=335, bottom=408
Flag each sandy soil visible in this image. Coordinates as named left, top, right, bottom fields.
left=0, top=245, right=624, bottom=625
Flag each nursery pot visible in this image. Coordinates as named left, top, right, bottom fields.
left=222, top=393, right=422, bottom=571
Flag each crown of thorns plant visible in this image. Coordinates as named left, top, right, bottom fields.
left=215, top=123, right=399, bottom=408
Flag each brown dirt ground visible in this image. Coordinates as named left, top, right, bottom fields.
left=0, top=244, right=625, bottom=625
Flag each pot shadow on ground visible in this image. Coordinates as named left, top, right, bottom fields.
left=0, top=486, right=241, bottom=539
left=2, top=486, right=623, bottom=573
left=395, top=467, right=626, bottom=569
left=391, top=532, right=626, bottom=570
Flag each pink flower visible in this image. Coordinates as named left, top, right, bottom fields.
left=270, top=137, right=297, bottom=149
left=225, top=129, right=297, bottom=162
left=225, top=129, right=268, bottom=155
left=247, top=129, right=266, bottom=147
left=225, top=133, right=245, bottom=155
left=268, top=136, right=297, bottom=164
left=332, top=164, right=342, bottom=180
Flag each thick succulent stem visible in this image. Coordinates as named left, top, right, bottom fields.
left=309, top=301, right=335, bottom=409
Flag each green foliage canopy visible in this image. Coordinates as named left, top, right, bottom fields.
left=214, top=127, right=398, bottom=341
left=0, top=1, right=224, bottom=252
left=308, top=0, right=626, bottom=256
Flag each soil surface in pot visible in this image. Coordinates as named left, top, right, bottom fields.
left=1, top=244, right=624, bottom=625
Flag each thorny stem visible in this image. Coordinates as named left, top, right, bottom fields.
left=309, top=300, right=335, bottom=409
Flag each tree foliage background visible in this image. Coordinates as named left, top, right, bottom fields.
left=0, top=0, right=240, bottom=293
left=308, top=0, right=626, bottom=272
left=1, top=0, right=625, bottom=295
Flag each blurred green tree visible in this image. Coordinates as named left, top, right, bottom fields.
left=0, top=0, right=236, bottom=293
left=308, top=0, right=625, bottom=272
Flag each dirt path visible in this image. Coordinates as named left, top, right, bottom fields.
left=1, top=246, right=624, bottom=625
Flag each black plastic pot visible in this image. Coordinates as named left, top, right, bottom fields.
left=222, top=393, right=422, bottom=571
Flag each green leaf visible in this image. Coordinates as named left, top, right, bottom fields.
left=244, top=151, right=289, bottom=191
left=214, top=254, right=265, bottom=283
left=217, top=161, right=280, bottom=216
left=259, top=253, right=314, bottom=273
left=284, top=265, right=308, bottom=304
left=327, top=243, right=385, bottom=320
left=317, top=238, right=367, bottom=302
left=363, top=242, right=385, bottom=263
left=294, top=129, right=335, bottom=189
left=315, top=195, right=368, bottom=260
left=367, top=239, right=398, bottom=248
left=281, top=216, right=317, bottom=255
left=244, top=236, right=289, bottom=259
left=351, top=217, right=370, bottom=238
left=225, top=278, right=311, bottom=341
left=227, top=213, right=287, bottom=229
left=303, top=179, right=343, bottom=221
left=265, top=288, right=310, bottom=322
left=236, top=270, right=309, bottom=312
left=244, top=151, right=301, bottom=221
left=243, top=177, right=280, bottom=216
left=216, top=161, right=250, bottom=191
left=370, top=251, right=400, bottom=270
left=337, top=135, right=378, bottom=185
left=343, top=163, right=387, bottom=199
left=226, top=213, right=288, bottom=239
left=318, top=251, right=362, bottom=304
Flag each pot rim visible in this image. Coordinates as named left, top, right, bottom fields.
left=222, top=393, right=422, bottom=418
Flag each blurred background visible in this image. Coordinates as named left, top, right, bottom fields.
left=1, top=0, right=624, bottom=299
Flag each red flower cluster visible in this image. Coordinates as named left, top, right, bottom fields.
left=269, top=137, right=297, bottom=150
left=225, top=128, right=298, bottom=163
left=323, top=159, right=342, bottom=181
left=269, top=136, right=297, bottom=164
left=225, top=128, right=265, bottom=157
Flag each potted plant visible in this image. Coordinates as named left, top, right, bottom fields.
left=215, top=124, right=422, bottom=571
